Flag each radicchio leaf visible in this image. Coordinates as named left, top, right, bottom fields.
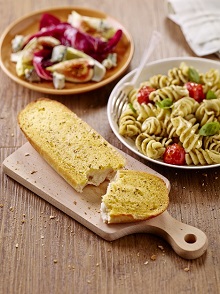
left=26, top=23, right=72, bottom=45
left=25, top=14, right=123, bottom=62
left=39, top=13, right=61, bottom=30
left=33, top=49, right=53, bottom=80
left=64, top=27, right=122, bottom=61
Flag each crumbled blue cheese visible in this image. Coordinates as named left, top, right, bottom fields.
left=53, top=72, right=65, bottom=89
left=11, top=35, right=25, bottom=53
left=102, top=53, right=117, bottom=69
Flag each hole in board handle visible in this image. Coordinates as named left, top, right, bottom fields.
left=184, top=234, right=197, bottom=244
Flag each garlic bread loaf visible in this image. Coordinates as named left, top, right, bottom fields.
left=101, top=170, right=169, bottom=223
left=18, top=98, right=126, bottom=192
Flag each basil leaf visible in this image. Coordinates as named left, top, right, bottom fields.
left=206, top=90, right=217, bottom=100
left=188, top=67, right=200, bottom=83
left=156, top=98, right=173, bottom=109
left=199, top=122, right=220, bottom=136
left=128, top=103, right=136, bottom=113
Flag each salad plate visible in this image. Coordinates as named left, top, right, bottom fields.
left=107, top=57, right=220, bottom=169
left=0, top=7, right=134, bottom=95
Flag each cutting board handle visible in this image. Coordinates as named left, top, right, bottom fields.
left=140, top=211, right=208, bottom=259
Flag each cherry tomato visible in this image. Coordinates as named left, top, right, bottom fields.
left=137, top=86, right=155, bottom=104
left=185, top=82, right=205, bottom=103
left=163, top=143, right=186, bottom=165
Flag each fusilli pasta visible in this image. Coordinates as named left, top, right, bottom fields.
left=118, top=62, right=220, bottom=166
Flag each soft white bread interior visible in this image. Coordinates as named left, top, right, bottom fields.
left=18, top=98, right=126, bottom=192
left=101, top=170, right=169, bottom=223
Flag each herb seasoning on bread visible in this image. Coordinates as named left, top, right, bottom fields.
left=101, top=170, right=169, bottom=223
left=18, top=98, right=126, bottom=192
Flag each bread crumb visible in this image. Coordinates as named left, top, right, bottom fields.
left=9, top=207, right=14, bottom=212
left=150, top=254, right=157, bottom=261
left=73, top=201, right=77, bottom=205
left=50, top=215, right=56, bottom=219
left=53, top=259, right=58, bottom=263
left=158, top=245, right=164, bottom=251
left=30, top=170, right=37, bottom=174
left=15, top=243, right=19, bottom=248
left=25, top=153, right=30, bottom=156
left=41, top=235, right=44, bottom=239
left=184, top=267, right=190, bottom=272
left=0, top=204, right=3, bottom=208
left=144, top=261, right=149, bottom=265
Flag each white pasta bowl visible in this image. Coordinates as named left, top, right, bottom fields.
left=107, top=57, right=220, bottom=169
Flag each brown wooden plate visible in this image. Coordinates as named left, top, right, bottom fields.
left=0, top=7, right=134, bottom=94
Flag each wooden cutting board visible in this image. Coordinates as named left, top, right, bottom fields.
left=3, top=142, right=208, bottom=259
